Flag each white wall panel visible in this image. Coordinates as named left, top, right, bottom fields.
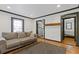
left=0, top=11, right=33, bottom=37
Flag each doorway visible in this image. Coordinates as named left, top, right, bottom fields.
left=63, top=17, right=76, bottom=46
left=36, top=19, right=45, bottom=39
left=61, top=13, right=77, bottom=46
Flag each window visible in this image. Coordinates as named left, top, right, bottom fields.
left=11, top=17, right=24, bottom=32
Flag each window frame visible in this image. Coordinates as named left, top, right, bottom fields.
left=11, top=17, right=24, bottom=32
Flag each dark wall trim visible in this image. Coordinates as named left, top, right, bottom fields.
left=0, top=6, right=79, bottom=20
left=76, top=12, right=79, bottom=46
left=0, top=9, right=33, bottom=19
left=34, top=6, right=79, bottom=19
left=11, top=17, right=24, bottom=32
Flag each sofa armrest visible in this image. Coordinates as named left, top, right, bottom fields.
left=0, top=37, right=6, bottom=44
left=0, top=37, right=6, bottom=53
left=30, top=34, right=37, bottom=39
left=34, top=34, right=38, bottom=37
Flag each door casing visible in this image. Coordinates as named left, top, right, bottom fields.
left=36, top=19, right=45, bottom=39
left=61, top=12, right=78, bottom=45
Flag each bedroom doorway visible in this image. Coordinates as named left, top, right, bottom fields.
left=61, top=13, right=77, bottom=46
left=63, top=17, right=76, bottom=46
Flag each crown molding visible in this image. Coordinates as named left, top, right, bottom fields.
left=33, top=6, right=79, bottom=19
left=0, top=9, right=33, bottom=19
left=0, top=6, right=79, bottom=20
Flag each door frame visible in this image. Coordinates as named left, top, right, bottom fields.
left=36, top=19, right=45, bottom=39
left=61, top=12, right=78, bottom=45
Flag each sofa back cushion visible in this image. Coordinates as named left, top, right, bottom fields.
left=18, top=32, right=26, bottom=38
left=2, top=32, right=18, bottom=40
left=25, top=31, right=32, bottom=37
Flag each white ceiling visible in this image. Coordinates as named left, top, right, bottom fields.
left=0, top=4, right=78, bottom=18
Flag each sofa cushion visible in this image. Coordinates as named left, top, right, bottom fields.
left=25, top=31, right=32, bottom=37
left=20, top=37, right=36, bottom=44
left=18, top=32, right=26, bottom=38
left=6, top=39, right=21, bottom=48
left=20, top=37, right=31, bottom=44
left=2, top=32, right=18, bottom=40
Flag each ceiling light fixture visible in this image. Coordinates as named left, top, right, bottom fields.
left=57, top=4, right=61, bottom=8
left=7, top=6, right=11, bottom=9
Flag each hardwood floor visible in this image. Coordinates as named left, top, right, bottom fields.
left=38, top=38, right=79, bottom=54
left=62, top=37, right=76, bottom=46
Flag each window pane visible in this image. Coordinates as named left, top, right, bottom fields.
left=12, top=18, right=23, bottom=32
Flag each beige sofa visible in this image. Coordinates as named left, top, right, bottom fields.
left=0, top=32, right=37, bottom=53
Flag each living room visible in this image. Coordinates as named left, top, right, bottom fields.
left=0, top=4, right=79, bottom=54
